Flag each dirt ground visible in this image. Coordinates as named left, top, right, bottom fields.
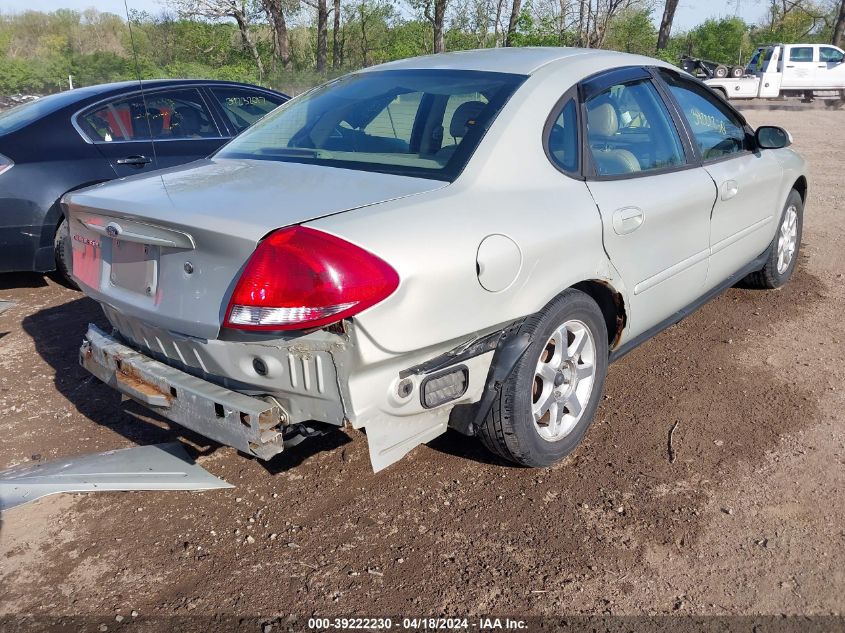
left=0, top=105, right=843, bottom=630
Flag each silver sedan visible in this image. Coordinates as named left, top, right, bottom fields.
left=65, top=48, right=807, bottom=471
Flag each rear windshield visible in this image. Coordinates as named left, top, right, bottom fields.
left=216, top=69, right=526, bottom=181
left=0, top=93, right=77, bottom=134
left=746, top=47, right=774, bottom=73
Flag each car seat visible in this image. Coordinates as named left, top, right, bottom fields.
left=132, top=106, right=164, bottom=139
left=436, top=100, right=486, bottom=162
left=172, top=106, right=204, bottom=138
left=586, top=101, right=641, bottom=175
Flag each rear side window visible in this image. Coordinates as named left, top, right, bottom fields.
left=547, top=98, right=578, bottom=173
left=209, top=88, right=285, bottom=133
left=584, top=79, right=685, bottom=177
left=659, top=71, right=747, bottom=160
left=819, top=47, right=844, bottom=63
left=80, top=88, right=219, bottom=142
left=789, top=47, right=814, bottom=62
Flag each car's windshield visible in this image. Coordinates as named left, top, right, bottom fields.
left=216, top=69, right=526, bottom=181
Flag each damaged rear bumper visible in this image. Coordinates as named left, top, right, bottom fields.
left=80, top=325, right=289, bottom=460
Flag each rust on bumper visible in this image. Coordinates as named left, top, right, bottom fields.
left=80, top=324, right=288, bottom=460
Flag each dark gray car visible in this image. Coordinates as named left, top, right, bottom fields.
left=0, top=79, right=287, bottom=282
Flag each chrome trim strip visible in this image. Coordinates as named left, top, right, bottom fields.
left=75, top=211, right=196, bottom=249
left=71, top=83, right=271, bottom=145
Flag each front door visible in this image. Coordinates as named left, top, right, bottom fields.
left=138, top=88, right=229, bottom=169
left=658, top=69, right=784, bottom=285
left=580, top=69, right=717, bottom=338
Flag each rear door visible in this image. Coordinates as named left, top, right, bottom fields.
left=579, top=67, right=717, bottom=337
left=76, top=92, right=157, bottom=177
left=657, top=69, right=783, bottom=286
left=782, top=45, right=816, bottom=88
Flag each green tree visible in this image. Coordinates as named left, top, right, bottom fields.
left=605, top=8, right=657, bottom=55
left=688, top=16, right=748, bottom=65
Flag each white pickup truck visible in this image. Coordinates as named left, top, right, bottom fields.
left=705, top=43, right=845, bottom=102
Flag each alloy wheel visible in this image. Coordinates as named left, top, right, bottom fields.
left=777, top=204, right=798, bottom=274
left=531, top=320, right=597, bottom=442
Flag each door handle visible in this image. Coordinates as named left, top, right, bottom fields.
left=721, top=179, right=739, bottom=201
left=612, top=206, right=644, bottom=235
left=116, top=155, right=152, bottom=167
left=786, top=65, right=795, bottom=68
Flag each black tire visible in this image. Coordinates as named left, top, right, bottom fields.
left=742, top=189, right=803, bottom=289
left=714, top=65, right=728, bottom=78
left=729, top=65, right=744, bottom=78
left=478, top=289, right=609, bottom=467
left=53, top=217, right=79, bottom=289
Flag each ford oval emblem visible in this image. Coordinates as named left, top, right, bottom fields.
left=105, top=222, right=122, bottom=238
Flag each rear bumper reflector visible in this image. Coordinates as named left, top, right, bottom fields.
left=421, top=366, right=469, bottom=409
left=80, top=324, right=288, bottom=460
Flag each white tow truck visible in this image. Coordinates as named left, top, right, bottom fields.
left=705, top=43, right=845, bottom=103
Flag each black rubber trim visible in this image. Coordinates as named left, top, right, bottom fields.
left=448, top=319, right=532, bottom=436
left=609, top=244, right=771, bottom=363
left=399, top=326, right=515, bottom=379
left=580, top=66, right=652, bottom=101
left=542, top=86, right=584, bottom=180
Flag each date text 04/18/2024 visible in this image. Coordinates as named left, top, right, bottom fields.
left=307, top=618, right=528, bottom=630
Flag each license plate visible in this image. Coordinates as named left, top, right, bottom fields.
left=110, top=240, right=159, bottom=296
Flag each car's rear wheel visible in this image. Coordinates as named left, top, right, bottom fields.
left=53, top=217, right=79, bottom=289
left=478, top=289, right=608, bottom=467
left=742, top=188, right=803, bottom=289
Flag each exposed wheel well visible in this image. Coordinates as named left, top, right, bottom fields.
left=571, top=280, right=626, bottom=348
left=793, top=176, right=808, bottom=204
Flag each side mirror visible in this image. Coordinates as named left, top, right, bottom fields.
left=756, top=125, right=792, bottom=149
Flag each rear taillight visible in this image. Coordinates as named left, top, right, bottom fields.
left=0, top=154, right=13, bottom=176
left=224, top=226, right=399, bottom=331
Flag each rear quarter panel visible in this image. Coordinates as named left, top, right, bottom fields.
left=0, top=114, right=113, bottom=271
left=307, top=61, right=632, bottom=359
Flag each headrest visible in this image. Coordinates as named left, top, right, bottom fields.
left=135, top=107, right=163, bottom=138
left=449, top=100, right=486, bottom=138
left=588, top=102, right=618, bottom=137
left=174, top=106, right=202, bottom=135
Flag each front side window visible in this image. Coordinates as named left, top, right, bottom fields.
left=659, top=71, right=748, bottom=160
left=584, top=79, right=685, bottom=177
left=789, top=47, right=814, bottom=62
left=547, top=98, right=578, bottom=173
left=210, top=87, right=286, bottom=133
left=819, top=47, right=844, bottom=63
left=80, top=88, right=219, bottom=142
left=216, top=70, right=526, bottom=181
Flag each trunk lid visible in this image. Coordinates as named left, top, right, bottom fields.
left=64, top=158, right=445, bottom=339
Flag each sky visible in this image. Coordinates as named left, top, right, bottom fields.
left=0, top=0, right=765, bottom=33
